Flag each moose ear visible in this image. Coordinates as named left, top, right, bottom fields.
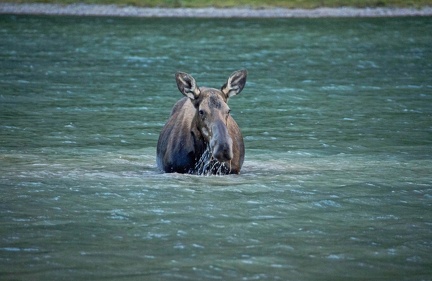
left=176, top=72, right=200, bottom=100
left=221, top=69, right=247, bottom=98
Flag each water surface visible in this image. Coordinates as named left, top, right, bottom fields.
left=1, top=15, right=431, bottom=280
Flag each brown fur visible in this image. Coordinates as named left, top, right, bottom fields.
left=157, top=70, right=247, bottom=174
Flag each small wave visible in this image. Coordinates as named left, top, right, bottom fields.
left=0, top=247, right=39, bottom=252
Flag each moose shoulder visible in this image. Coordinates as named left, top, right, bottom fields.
left=156, top=70, right=247, bottom=175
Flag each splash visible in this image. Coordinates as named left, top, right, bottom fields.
left=190, top=146, right=231, bottom=176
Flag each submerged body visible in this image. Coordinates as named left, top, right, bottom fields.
left=157, top=70, right=247, bottom=175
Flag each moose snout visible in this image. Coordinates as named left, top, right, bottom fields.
left=211, top=138, right=233, bottom=162
left=210, top=122, right=233, bottom=162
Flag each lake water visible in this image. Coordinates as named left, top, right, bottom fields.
left=1, top=15, right=431, bottom=280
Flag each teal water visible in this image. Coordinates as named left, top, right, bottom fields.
left=1, top=15, right=431, bottom=280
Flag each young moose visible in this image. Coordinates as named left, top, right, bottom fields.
left=157, top=70, right=247, bottom=175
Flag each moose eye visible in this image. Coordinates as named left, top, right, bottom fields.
left=199, top=110, right=205, bottom=116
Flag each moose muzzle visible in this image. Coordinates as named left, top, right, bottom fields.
left=210, top=121, right=234, bottom=162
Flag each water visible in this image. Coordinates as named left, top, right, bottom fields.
left=1, top=15, right=431, bottom=280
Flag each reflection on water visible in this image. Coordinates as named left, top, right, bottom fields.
left=1, top=15, right=431, bottom=280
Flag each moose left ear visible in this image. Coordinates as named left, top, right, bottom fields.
left=221, top=69, right=247, bottom=98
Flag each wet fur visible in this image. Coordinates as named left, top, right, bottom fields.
left=157, top=97, right=244, bottom=174
left=157, top=71, right=246, bottom=175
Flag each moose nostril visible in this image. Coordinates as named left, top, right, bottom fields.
left=224, top=149, right=233, bottom=161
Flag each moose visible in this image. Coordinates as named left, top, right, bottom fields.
left=157, top=70, right=247, bottom=175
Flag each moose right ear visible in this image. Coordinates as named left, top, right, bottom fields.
left=175, top=72, right=201, bottom=100
left=221, top=69, right=247, bottom=98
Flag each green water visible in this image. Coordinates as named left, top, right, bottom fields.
left=1, top=15, right=431, bottom=280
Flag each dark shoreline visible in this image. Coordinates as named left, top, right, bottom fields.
left=1, top=3, right=432, bottom=18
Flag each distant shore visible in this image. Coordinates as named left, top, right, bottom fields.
left=1, top=3, right=432, bottom=18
